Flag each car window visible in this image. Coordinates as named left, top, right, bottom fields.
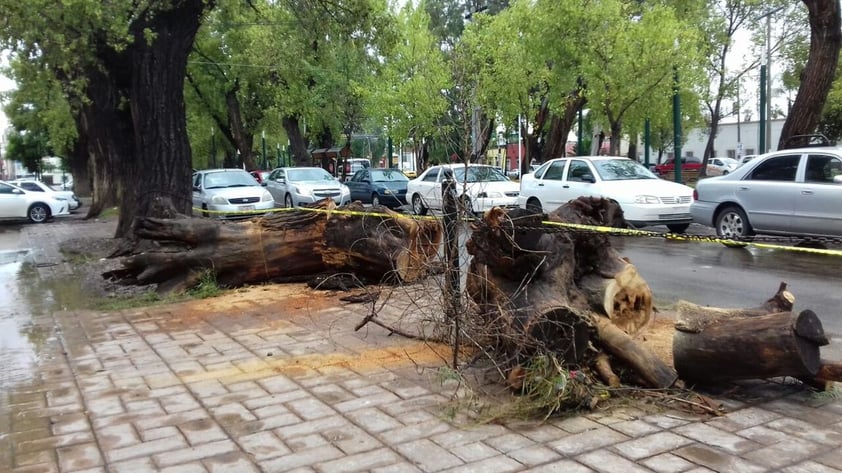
left=453, top=166, right=509, bottom=183
left=371, top=169, right=409, bottom=182
left=595, top=159, right=656, bottom=181
left=288, top=168, right=334, bottom=181
left=542, top=161, right=566, bottom=181
left=748, top=155, right=800, bottom=182
left=351, top=170, right=366, bottom=182
left=566, top=160, right=592, bottom=182
left=193, top=174, right=201, bottom=188
left=19, top=182, right=43, bottom=192
left=0, top=182, right=17, bottom=194
left=805, top=154, right=842, bottom=183
left=533, top=162, right=550, bottom=179
left=422, top=168, right=440, bottom=182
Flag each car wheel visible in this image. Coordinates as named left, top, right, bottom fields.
left=526, top=197, right=543, bottom=215
left=372, top=194, right=381, bottom=207
left=722, top=170, right=729, bottom=175
left=715, top=205, right=753, bottom=247
left=28, top=203, right=50, bottom=223
left=284, top=194, right=294, bottom=208
left=667, top=223, right=690, bottom=233
left=201, top=204, right=209, bottom=218
left=411, top=194, right=427, bottom=216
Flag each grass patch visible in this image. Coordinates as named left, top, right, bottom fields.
left=93, top=270, right=225, bottom=310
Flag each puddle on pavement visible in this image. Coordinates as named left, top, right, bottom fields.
left=0, top=247, right=92, bottom=389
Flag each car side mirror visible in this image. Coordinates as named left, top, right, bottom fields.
left=581, top=174, right=596, bottom=183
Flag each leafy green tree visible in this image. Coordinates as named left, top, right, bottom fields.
left=367, top=2, right=451, bottom=171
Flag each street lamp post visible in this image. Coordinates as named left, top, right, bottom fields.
left=757, top=6, right=783, bottom=153
left=673, top=68, right=682, bottom=184
left=759, top=61, right=767, bottom=155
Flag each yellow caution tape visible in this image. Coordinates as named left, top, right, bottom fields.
left=191, top=206, right=842, bottom=257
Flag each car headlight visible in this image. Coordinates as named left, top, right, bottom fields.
left=382, top=189, right=393, bottom=195
left=633, top=195, right=660, bottom=204
left=261, top=191, right=273, bottom=202
left=211, top=195, right=228, bottom=204
left=476, top=191, right=503, bottom=198
left=341, top=186, right=350, bottom=196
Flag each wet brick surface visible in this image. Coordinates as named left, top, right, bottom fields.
left=1, top=216, right=841, bottom=472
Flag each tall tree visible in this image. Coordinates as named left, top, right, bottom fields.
left=778, top=0, right=841, bottom=148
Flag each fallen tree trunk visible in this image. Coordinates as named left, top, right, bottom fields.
left=674, top=307, right=829, bottom=384
left=104, top=201, right=442, bottom=293
left=466, top=198, right=676, bottom=389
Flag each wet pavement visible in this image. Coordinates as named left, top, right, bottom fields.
left=2, top=216, right=842, bottom=472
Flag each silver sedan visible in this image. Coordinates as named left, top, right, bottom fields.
left=691, top=147, right=842, bottom=239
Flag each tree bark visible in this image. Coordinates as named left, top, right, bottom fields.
left=779, top=0, right=841, bottom=148
left=466, top=199, right=676, bottom=389
left=674, top=309, right=827, bottom=383
left=105, top=201, right=443, bottom=293
left=117, top=0, right=208, bottom=238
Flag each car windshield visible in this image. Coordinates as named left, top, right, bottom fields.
left=371, top=169, right=409, bottom=182
left=594, top=159, right=658, bottom=181
left=287, top=169, right=335, bottom=181
left=204, top=171, right=260, bottom=188
left=452, top=166, right=509, bottom=183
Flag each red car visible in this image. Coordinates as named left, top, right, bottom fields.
left=249, top=170, right=271, bottom=184
left=653, top=156, right=703, bottom=176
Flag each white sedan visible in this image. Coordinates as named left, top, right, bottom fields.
left=406, top=164, right=520, bottom=215
left=8, top=179, right=82, bottom=211
left=518, top=156, right=694, bottom=233
left=0, top=180, right=70, bottom=223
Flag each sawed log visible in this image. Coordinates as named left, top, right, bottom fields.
left=674, top=305, right=829, bottom=384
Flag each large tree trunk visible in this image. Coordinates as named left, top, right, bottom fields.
left=68, top=118, right=92, bottom=198
left=106, top=201, right=443, bottom=293
left=118, top=0, right=207, bottom=238
left=466, top=199, right=677, bottom=389
left=78, top=68, right=129, bottom=219
left=225, top=80, right=256, bottom=170
left=282, top=115, right=310, bottom=166
left=779, top=0, right=841, bottom=149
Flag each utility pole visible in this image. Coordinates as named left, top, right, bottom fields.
left=757, top=6, right=783, bottom=153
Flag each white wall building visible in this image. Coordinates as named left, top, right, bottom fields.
left=679, top=118, right=786, bottom=161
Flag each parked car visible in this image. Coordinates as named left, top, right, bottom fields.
left=653, top=156, right=703, bottom=176
left=0, top=180, right=71, bottom=223
left=264, top=167, right=351, bottom=208
left=192, top=168, right=275, bottom=219
left=338, top=158, right=371, bottom=181
left=406, top=163, right=520, bottom=215
left=691, top=147, right=842, bottom=241
left=8, top=179, right=82, bottom=211
left=518, top=156, right=694, bottom=233
left=706, top=157, right=739, bottom=176
left=345, top=168, right=409, bottom=208
left=249, top=170, right=272, bottom=184
left=506, top=164, right=539, bottom=179
left=738, top=154, right=757, bottom=166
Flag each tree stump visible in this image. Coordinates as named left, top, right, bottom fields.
left=466, top=198, right=676, bottom=389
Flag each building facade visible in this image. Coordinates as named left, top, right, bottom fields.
left=679, top=118, right=786, bottom=161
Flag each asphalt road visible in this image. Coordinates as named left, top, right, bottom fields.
left=613, top=229, right=842, bottom=359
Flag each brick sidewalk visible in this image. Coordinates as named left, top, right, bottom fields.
left=2, top=217, right=842, bottom=472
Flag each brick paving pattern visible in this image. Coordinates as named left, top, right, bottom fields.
left=1, top=217, right=841, bottom=472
